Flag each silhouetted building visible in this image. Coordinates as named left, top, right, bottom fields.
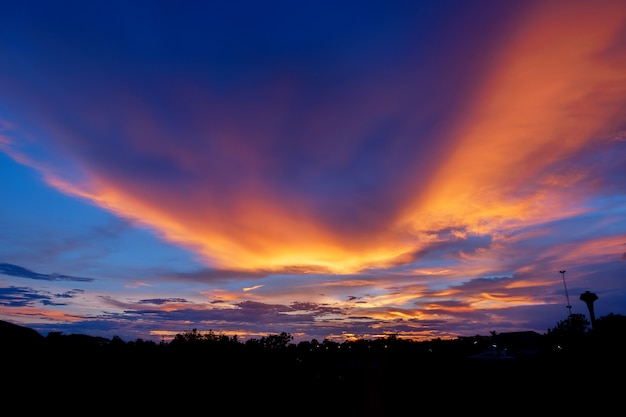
left=580, top=291, right=599, bottom=328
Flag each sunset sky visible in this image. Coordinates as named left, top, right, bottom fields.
left=1, top=0, right=625, bottom=343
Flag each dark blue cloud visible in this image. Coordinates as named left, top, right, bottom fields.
left=0, top=286, right=50, bottom=307
left=0, top=286, right=84, bottom=307
left=139, top=298, right=188, bottom=305
left=0, top=263, right=94, bottom=282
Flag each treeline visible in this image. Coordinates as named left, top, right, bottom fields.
left=3, top=313, right=625, bottom=414
left=5, top=312, right=626, bottom=363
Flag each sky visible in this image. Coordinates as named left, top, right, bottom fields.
left=1, top=0, right=626, bottom=344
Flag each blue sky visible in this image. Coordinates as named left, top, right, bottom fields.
left=1, top=0, right=626, bottom=343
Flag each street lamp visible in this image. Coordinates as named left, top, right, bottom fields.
left=559, top=270, right=572, bottom=316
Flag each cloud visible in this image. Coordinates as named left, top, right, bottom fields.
left=138, top=298, right=188, bottom=305
left=0, top=285, right=83, bottom=309
left=0, top=263, right=94, bottom=282
left=0, top=286, right=51, bottom=307
left=0, top=1, right=625, bottom=344
left=1, top=0, right=618, bottom=278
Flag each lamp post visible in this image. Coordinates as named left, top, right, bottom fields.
left=559, top=270, right=572, bottom=316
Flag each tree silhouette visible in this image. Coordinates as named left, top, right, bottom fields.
left=545, top=313, right=590, bottom=354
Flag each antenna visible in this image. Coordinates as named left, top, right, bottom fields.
left=559, top=270, right=572, bottom=316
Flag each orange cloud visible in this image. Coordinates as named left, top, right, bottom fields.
left=401, top=1, right=626, bottom=238
left=0, top=305, right=84, bottom=323
left=16, top=1, right=625, bottom=278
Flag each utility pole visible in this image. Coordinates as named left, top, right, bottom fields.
left=559, top=270, right=572, bottom=316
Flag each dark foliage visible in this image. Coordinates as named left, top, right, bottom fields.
left=2, top=315, right=625, bottom=415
